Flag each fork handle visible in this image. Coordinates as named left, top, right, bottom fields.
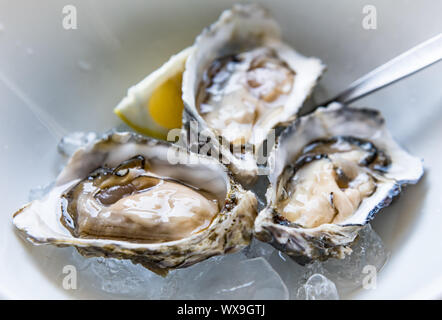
left=321, top=33, right=442, bottom=106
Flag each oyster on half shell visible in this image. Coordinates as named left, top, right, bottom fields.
left=13, top=132, right=257, bottom=276
left=181, top=4, right=325, bottom=184
left=254, top=103, right=423, bottom=263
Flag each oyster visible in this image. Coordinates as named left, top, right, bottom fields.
left=13, top=132, right=257, bottom=276
left=254, top=103, right=423, bottom=263
left=182, top=4, right=325, bottom=184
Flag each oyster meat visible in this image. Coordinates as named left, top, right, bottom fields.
left=254, top=103, right=423, bottom=263
left=13, top=132, right=257, bottom=275
left=196, top=47, right=296, bottom=147
left=61, top=155, right=220, bottom=243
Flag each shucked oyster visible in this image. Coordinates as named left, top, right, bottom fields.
left=113, top=4, right=324, bottom=184
left=182, top=4, right=325, bottom=184
left=254, top=103, right=423, bottom=263
left=13, top=132, right=257, bottom=275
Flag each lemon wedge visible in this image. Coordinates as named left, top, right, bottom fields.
left=114, top=47, right=193, bottom=140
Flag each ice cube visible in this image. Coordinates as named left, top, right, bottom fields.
left=267, top=250, right=325, bottom=299
left=57, top=131, right=98, bottom=157
left=28, top=181, right=54, bottom=201
left=243, top=238, right=276, bottom=260
left=266, top=224, right=387, bottom=299
left=167, top=256, right=289, bottom=299
left=70, top=250, right=167, bottom=299
left=296, top=274, right=339, bottom=300
left=320, top=224, right=388, bottom=295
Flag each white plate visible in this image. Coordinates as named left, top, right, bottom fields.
left=0, top=0, right=441, bottom=299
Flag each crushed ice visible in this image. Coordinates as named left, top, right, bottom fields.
left=57, top=131, right=99, bottom=157
left=28, top=182, right=54, bottom=201
left=69, top=250, right=289, bottom=300
left=28, top=132, right=99, bottom=201
left=63, top=224, right=386, bottom=300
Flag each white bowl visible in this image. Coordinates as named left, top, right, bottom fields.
left=0, top=0, right=441, bottom=299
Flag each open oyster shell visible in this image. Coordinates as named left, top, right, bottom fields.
left=13, top=132, right=257, bottom=276
left=254, top=103, right=423, bottom=264
left=182, top=4, right=325, bottom=184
